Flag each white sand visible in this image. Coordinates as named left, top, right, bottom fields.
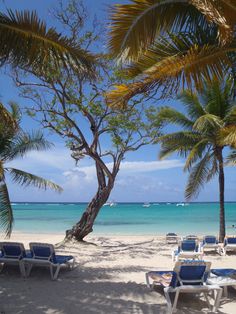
left=0, top=232, right=236, bottom=314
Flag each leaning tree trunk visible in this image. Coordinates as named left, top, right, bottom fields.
left=65, top=160, right=116, bottom=241
left=65, top=186, right=112, bottom=241
left=217, top=148, right=225, bottom=243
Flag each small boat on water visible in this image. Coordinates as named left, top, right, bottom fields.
left=176, top=203, right=185, bottom=207
left=103, top=201, right=117, bottom=207
left=142, top=202, right=151, bottom=208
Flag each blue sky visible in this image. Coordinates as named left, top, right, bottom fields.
left=2, top=0, right=236, bottom=202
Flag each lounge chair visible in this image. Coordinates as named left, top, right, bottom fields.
left=208, top=268, right=236, bottom=297
left=23, top=242, right=75, bottom=280
left=200, top=235, right=220, bottom=254
left=221, top=236, right=236, bottom=255
left=172, top=240, right=203, bottom=261
left=0, top=242, right=29, bottom=276
left=184, top=234, right=198, bottom=241
left=166, top=233, right=179, bottom=244
left=145, top=260, right=222, bottom=313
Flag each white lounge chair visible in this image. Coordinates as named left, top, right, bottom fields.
left=23, top=242, right=75, bottom=280
left=166, top=233, right=179, bottom=244
left=0, top=242, right=29, bottom=276
left=221, top=236, right=236, bottom=255
left=200, top=235, right=221, bottom=254
left=145, top=260, right=222, bottom=313
left=172, top=240, right=203, bottom=261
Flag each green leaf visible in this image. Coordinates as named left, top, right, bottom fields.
left=7, top=168, right=63, bottom=193
left=0, top=182, right=13, bottom=237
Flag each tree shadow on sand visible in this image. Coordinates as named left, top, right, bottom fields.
left=0, top=265, right=234, bottom=314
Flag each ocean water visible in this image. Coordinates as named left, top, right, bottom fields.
left=11, top=202, right=236, bottom=236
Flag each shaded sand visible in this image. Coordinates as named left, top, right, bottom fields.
left=0, top=233, right=236, bottom=313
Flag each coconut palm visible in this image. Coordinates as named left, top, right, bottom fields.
left=156, top=79, right=236, bottom=241
left=107, top=0, right=236, bottom=106
left=0, top=104, right=62, bottom=237
left=0, top=10, right=95, bottom=76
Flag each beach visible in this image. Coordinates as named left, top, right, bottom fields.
left=0, top=232, right=236, bottom=314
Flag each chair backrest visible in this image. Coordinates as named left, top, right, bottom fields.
left=179, top=240, right=198, bottom=252
left=203, top=235, right=217, bottom=244
left=0, top=242, right=26, bottom=259
left=171, top=260, right=211, bottom=287
left=166, top=233, right=177, bottom=237
left=29, top=242, right=56, bottom=262
left=185, top=235, right=198, bottom=241
left=224, top=236, right=236, bottom=245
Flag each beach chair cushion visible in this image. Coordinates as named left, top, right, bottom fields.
left=203, top=236, right=218, bottom=244
left=179, top=240, right=198, bottom=252
left=211, top=268, right=236, bottom=277
left=225, top=237, right=236, bottom=245
left=0, top=242, right=27, bottom=259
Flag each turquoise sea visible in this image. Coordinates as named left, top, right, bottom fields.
left=11, top=202, right=236, bottom=236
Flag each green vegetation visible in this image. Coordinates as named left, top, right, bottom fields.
left=155, top=79, right=236, bottom=241
left=107, top=0, right=236, bottom=106
left=0, top=104, right=62, bottom=236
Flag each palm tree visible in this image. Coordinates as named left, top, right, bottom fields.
left=155, top=79, right=236, bottom=242
left=107, top=0, right=236, bottom=106
left=0, top=103, right=62, bottom=237
left=0, top=10, right=95, bottom=76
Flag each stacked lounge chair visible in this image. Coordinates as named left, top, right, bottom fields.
left=166, top=233, right=179, bottom=244
left=200, top=235, right=221, bottom=254
left=172, top=240, right=203, bottom=261
left=220, top=236, right=236, bottom=255
left=145, top=260, right=222, bottom=313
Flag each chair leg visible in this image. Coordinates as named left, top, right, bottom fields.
left=203, top=292, right=211, bottom=309
left=53, top=264, right=61, bottom=280
left=213, top=288, right=223, bottom=312
left=19, top=261, right=26, bottom=277
left=146, top=273, right=151, bottom=288
left=0, top=263, right=4, bottom=273
left=25, top=263, right=33, bottom=277
left=172, top=290, right=180, bottom=313
left=164, top=288, right=173, bottom=314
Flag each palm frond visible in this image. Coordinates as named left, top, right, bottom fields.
left=108, top=0, right=218, bottom=61
left=0, top=10, right=95, bottom=75
left=191, top=0, right=235, bottom=45
left=179, top=89, right=206, bottom=119
left=7, top=168, right=63, bottom=193
left=158, top=131, right=201, bottom=159
left=185, top=153, right=213, bottom=200
left=193, top=114, right=223, bottom=132
left=184, top=139, right=209, bottom=171
left=107, top=34, right=235, bottom=106
left=219, top=125, right=236, bottom=147
left=2, top=130, right=52, bottom=161
left=226, top=149, right=236, bottom=165
left=0, top=181, right=13, bottom=237
left=156, top=106, right=194, bottom=129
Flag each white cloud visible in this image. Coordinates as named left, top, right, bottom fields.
left=63, top=159, right=184, bottom=182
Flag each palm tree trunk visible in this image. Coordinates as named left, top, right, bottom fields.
left=217, top=147, right=225, bottom=242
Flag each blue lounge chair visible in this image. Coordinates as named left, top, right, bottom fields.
left=172, top=240, right=203, bottom=261
left=146, top=261, right=222, bottom=313
left=221, top=236, right=236, bottom=255
left=0, top=242, right=29, bottom=276
left=200, top=235, right=220, bottom=254
left=207, top=268, right=236, bottom=297
left=23, top=242, right=75, bottom=280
